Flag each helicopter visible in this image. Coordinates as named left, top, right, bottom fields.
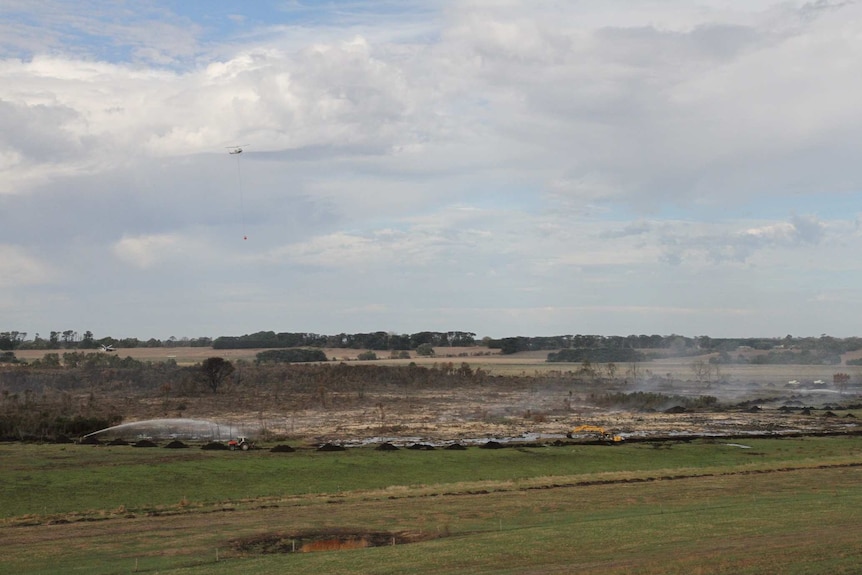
left=225, top=145, right=249, bottom=240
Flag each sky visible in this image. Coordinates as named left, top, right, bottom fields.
left=2, top=0, right=862, bottom=341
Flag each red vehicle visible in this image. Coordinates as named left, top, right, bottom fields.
left=227, top=437, right=253, bottom=451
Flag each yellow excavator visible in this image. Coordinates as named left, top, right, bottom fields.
left=567, top=425, right=624, bottom=442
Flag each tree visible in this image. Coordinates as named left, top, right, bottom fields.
left=200, top=357, right=235, bottom=394
left=579, top=359, right=595, bottom=379
left=499, top=337, right=522, bottom=355
left=81, top=331, right=96, bottom=349
left=691, top=359, right=710, bottom=384
left=415, top=343, right=435, bottom=357
left=834, top=372, right=851, bottom=393
left=626, top=360, right=642, bottom=386
left=0, top=333, right=13, bottom=351
left=256, top=349, right=327, bottom=363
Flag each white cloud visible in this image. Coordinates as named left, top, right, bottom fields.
left=0, top=245, right=53, bottom=287
left=3, top=1, right=862, bottom=338
left=112, top=233, right=196, bottom=269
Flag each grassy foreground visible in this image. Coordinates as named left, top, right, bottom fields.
left=2, top=437, right=862, bottom=574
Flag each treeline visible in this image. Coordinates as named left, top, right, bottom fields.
left=711, top=349, right=843, bottom=365
left=0, top=331, right=212, bottom=351
left=6, top=329, right=862, bottom=358
left=488, top=334, right=862, bottom=356
left=213, top=331, right=477, bottom=350
left=699, top=336, right=862, bottom=354
left=255, top=349, right=328, bottom=363
left=489, top=335, right=671, bottom=353
left=488, top=334, right=700, bottom=354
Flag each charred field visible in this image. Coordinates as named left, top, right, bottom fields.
left=5, top=346, right=861, bottom=445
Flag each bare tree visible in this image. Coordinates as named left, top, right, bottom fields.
left=200, top=357, right=235, bottom=394
left=626, top=360, right=641, bottom=387
left=691, top=359, right=710, bottom=384
left=691, top=359, right=718, bottom=389
left=605, top=362, right=617, bottom=383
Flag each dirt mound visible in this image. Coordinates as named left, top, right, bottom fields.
left=480, top=441, right=505, bottom=449
left=78, top=436, right=102, bottom=445
left=133, top=439, right=159, bottom=447
left=317, top=443, right=346, bottom=452
left=230, top=529, right=437, bottom=555
left=201, top=441, right=229, bottom=450
left=375, top=442, right=399, bottom=451
left=406, top=443, right=435, bottom=450
left=445, top=443, right=467, bottom=450
left=164, top=440, right=189, bottom=448
left=665, top=405, right=687, bottom=414
left=107, top=438, right=129, bottom=446
left=270, top=444, right=296, bottom=452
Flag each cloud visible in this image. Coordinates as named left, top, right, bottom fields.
left=0, top=245, right=53, bottom=287
left=3, top=1, right=862, bottom=338
left=655, top=214, right=829, bottom=264
left=112, top=233, right=194, bottom=269
left=0, top=1, right=204, bottom=65
left=6, top=0, right=861, bottom=208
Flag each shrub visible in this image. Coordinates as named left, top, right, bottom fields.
left=256, top=348, right=328, bottom=363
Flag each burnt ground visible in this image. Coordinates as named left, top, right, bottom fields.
left=14, top=346, right=856, bottom=445
left=121, top=375, right=862, bottom=446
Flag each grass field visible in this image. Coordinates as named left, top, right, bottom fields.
left=2, top=437, right=862, bottom=574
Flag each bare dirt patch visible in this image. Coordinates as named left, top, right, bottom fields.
left=229, top=528, right=439, bottom=556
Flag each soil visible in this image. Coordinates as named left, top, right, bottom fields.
left=167, top=378, right=861, bottom=446
left=230, top=529, right=437, bottom=555
left=164, top=440, right=189, bottom=448
left=133, top=439, right=159, bottom=447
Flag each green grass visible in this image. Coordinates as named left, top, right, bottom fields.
left=2, top=437, right=862, bottom=574
left=0, top=437, right=853, bottom=518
